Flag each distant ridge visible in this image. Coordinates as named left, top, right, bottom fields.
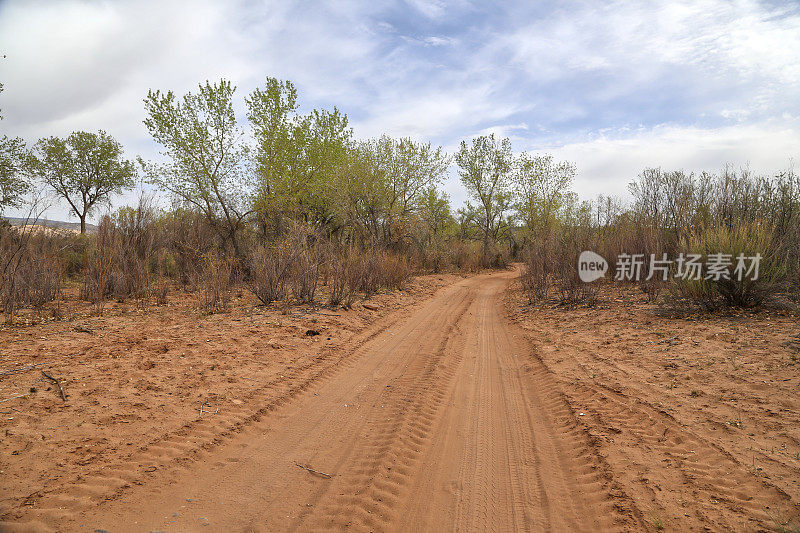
left=1, top=216, right=97, bottom=233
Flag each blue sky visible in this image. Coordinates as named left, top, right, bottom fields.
left=1, top=0, right=799, bottom=221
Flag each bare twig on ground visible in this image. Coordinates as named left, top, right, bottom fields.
left=0, top=394, right=27, bottom=403
left=199, top=400, right=218, bottom=417
left=294, top=461, right=332, bottom=478
left=0, top=362, right=50, bottom=377
left=40, top=370, right=66, bottom=401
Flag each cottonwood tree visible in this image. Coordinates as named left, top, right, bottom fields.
left=513, top=153, right=577, bottom=235
left=247, top=78, right=353, bottom=234
left=143, top=80, right=251, bottom=256
left=455, top=134, right=513, bottom=263
left=371, top=135, right=450, bottom=244
left=0, top=139, right=30, bottom=214
left=0, top=82, right=31, bottom=214
left=33, top=131, right=135, bottom=233
left=412, top=186, right=455, bottom=270
left=246, top=77, right=300, bottom=233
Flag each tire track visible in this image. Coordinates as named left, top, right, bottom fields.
left=297, top=286, right=473, bottom=531
left=4, top=270, right=652, bottom=532
left=0, top=282, right=462, bottom=533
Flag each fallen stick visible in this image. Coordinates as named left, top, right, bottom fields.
left=0, top=394, right=27, bottom=403
left=40, top=370, right=66, bottom=401
left=199, top=401, right=218, bottom=417
left=294, top=461, right=332, bottom=478
left=0, top=362, right=50, bottom=377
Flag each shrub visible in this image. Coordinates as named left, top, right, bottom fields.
left=520, top=238, right=552, bottom=302
left=248, top=242, right=293, bottom=305
left=324, top=246, right=357, bottom=308
left=1, top=227, right=64, bottom=321
left=199, top=251, right=233, bottom=312
left=288, top=234, right=320, bottom=304
left=668, top=222, right=787, bottom=309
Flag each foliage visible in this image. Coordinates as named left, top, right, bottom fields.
left=513, top=153, right=577, bottom=234
left=669, top=222, right=787, bottom=309
left=247, top=78, right=353, bottom=235
left=0, top=135, right=30, bottom=213
left=143, top=80, right=251, bottom=255
left=455, top=134, right=513, bottom=264
left=32, top=131, right=135, bottom=233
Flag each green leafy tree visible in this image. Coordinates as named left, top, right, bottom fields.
left=142, top=80, right=251, bottom=255
left=370, top=135, right=450, bottom=244
left=0, top=82, right=31, bottom=214
left=328, top=140, right=386, bottom=242
left=416, top=185, right=453, bottom=239
left=247, top=78, right=352, bottom=234
left=246, top=77, right=299, bottom=233
left=0, top=137, right=30, bottom=213
left=33, top=131, right=135, bottom=233
left=513, top=153, right=577, bottom=234
left=455, top=134, right=513, bottom=262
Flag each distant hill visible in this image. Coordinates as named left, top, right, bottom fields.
left=1, top=216, right=97, bottom=233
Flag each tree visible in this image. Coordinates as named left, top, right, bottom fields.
left=455, top=134, right=513, bottom=262
left=416, top=186, right=453, bottom=239
left=371, top=135, right=450, bottom=244
left=246, top=77, right=300, bottom=234
left=0, top=81, right=31, bottom=214
left=0, top=136, right=30, bottom=214
left=33, top=131, right=135, bottom=233
left=142, top=80, right=250, bottom=255
left=513, top=153, right=576, bottom=234
left=246, top=78, right=353, bottom=234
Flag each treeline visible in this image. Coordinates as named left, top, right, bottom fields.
left=2, top=77, right=798, bottom=322
left=0, top=77, right=552, bottom=322
left=521, top=165, right=800, bottom=310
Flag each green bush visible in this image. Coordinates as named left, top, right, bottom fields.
left=669, top=222, right=786, bottom=309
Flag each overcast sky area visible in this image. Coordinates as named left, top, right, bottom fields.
left=1, top=0, right=799, bottom=223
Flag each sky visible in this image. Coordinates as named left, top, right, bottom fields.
left=1, top=0, right=799, bottom=222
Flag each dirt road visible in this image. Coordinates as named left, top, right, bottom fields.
left=3, top=270, right=640, bottom=532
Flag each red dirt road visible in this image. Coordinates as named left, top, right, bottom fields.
left=3, top=269, right=798, bottom=531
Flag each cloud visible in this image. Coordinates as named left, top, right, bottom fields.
left=404, top=0, right=447, bottom=20
left=0, top=0, right=798, bottom=222
left=547, top=119, right=800, bottom=201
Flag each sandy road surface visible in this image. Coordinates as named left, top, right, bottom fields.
left=4, top=271, right=637, bottom=532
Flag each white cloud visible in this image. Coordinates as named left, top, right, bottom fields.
left=404, top=0, right=447, bottom=19
left=498, top=0, right=800, bottom=114
left=1, top=0, right=798, bottom=222
left=546, top=119, right=800, bottom=201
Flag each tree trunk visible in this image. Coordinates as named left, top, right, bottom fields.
left=80, top=215, right=86, bottom=234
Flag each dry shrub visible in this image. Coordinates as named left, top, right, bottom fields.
left=414, top=237, right=449, bottom=273
left=521, top=225, right=597, bottom=306
left=554, top=225, right=597, bottom=305
left=1, top=226, right=64, bottom=321
left=350, top=249, right=413, bottom=296
left=379, top=251, right=413, bottom=291
left=323, top=246, right=355, bottom=308
left=81, top=219, right=117, bottom=315
left=451, top=240, right=483, bottom=273
left=199, top=251, right=233, bottom=312
left=78, top=203, right=172, bottom=310
left=322, top=246, right=413, bottom=307
left=248, top=242, right=293, bottom=305
left=288, top=231, right=321, bottom=304
left=666, top=222, right=787, bottom=310
left=520, top=238, right=552, bottom=302
left=156, top=209, right=216, bottom=290
left=109, top=204, right=158, bottom=304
